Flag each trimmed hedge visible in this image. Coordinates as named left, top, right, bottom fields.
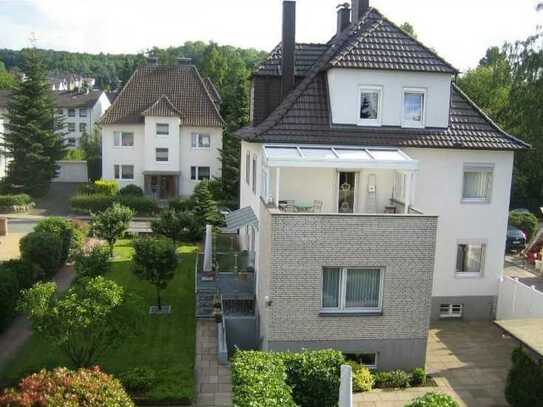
left=94, top=180, right=119, bottom=196
left=71, top=194, right=157, bottom=215
left=0, top=260, right=37, bottom=331
left=35, top=217, right=84, bottom=264
left=232, top=350, right=344, bottom=407
left=347, top=361, right=374, bottom=392
left=0, top=194, right=33, bottom=207
left=119, top=184, right=144, bottom=197
left=75, top=245, right=111, bottom=279
left=505, top=348, right=543, bottom=406
left=232, top=351, right=296, bottom=407
left=20, top=232, right=64, bottom=278
left=405, top=393, right=459, bottom=407
left=373, top=369, right=412, bottom=389
left=169, top=198, right=194, bottom=212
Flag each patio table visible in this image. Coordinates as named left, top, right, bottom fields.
left=294, top=201, right=313, bottom=212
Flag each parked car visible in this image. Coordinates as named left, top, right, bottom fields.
left=506, top=225, right=527, bottom=252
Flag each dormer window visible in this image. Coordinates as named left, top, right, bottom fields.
left=156, top=123, right=169, bottom=136
left=358, top=86, right=382, bottom=126
left=402, top=88, right=426, bottom=128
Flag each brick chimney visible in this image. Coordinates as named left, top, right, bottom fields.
left=281, top=0, right=296, bottom=98
left=351, top=0, right=369, bottom=23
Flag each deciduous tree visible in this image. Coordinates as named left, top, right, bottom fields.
left=90, top=203, right=134, bottom=256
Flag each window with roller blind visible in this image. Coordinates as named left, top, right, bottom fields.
left=321, top=267, right=384, bottom=313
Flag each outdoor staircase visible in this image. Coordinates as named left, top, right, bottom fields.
left=196, top=287, right=217, bottom=319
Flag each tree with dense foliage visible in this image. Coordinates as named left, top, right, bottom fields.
left=0, top=367, right=135, bottom=407
left=1, top=48, right=66, bottom=196
left=19, top=231, right=63, bottom=278
left=133, top=238, right=178, bottom=311
left=151, top=209, right=200, bottom=245
left=35, top=217, right=84, bottom=264
left=90, top=203, right=134, bottom=256
left=399, top=22, right=417, bottom=39
left=17, top=277, right=137, bottom=368
left=75, top=244, right=111, bottom=279
left=80, top=126, right=103, bottom=181
left=505, top=348, right=543, bottom=407
left=191, top=180, right=224, bottom=228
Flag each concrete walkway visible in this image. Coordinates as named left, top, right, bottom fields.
left=195, top=321, right=232, bottom=406
left=0, top=266, right=76, bottom=372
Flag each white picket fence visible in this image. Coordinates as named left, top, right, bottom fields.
left=52, top=160, right=88, bottom=183
left=496, top=275, right=543, bottom=320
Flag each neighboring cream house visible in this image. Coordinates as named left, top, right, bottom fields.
left=99, top=60, right=224, bottom=199
left=55, top=90, right=111, bottom=148
left=228, top=0, right=529, bottom=370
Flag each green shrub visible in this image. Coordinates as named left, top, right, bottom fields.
left=282, top=349, right=344, bottom=407
left=169, top=198, right=194, bottom=212
left=20, top=232, right=63, bottom=278
left=0, top=367, right=134, bottom=406
left=119, top=367, right=157, bottom=394
left=217, top=200, right=239, bottom=211
left=116, top=195, right=158, bottom=215
left=71, top=193, right=116, bottom=213
left=0, top=259, right=36, bottom=290
left=0, top=267, right=20, bottom=331
left=410, top=368, right=427, bottom=386
left=35, top=217, right=84, bottom=264
left=373, top=370, right=411, bottom=389
left=64, top=148, right=84, bottom=160
left=347, top=361, right=374, bottom=393
left=505, top=348, right=543, bottom=406
left=232, top=351, right=296, bottom=407
left=509, top=212, right=539, bottom=241
left=94, top=180, right=119, bottom=196
left=75, top=245, right=111, bottom=278
left=119, top=184, right=144, bottom=197
left=0, top=194, right=33, bottom=207
left=405, top=392, right=459, bottom=407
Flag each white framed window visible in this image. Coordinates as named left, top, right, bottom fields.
left=156, top=123, right=169, bottom=136
left=68, top=108, right=75, bottom=117
left=79, top=123, right=87, bottom=133
left=402, top=88, right=426, bottom=128
left=56, top=108, right=64, bottom=115
left=67, top=123, right=75, bottom=132
left=114, top=164, right=134, bottom=180
left=321, top=267, right=384, bottom=313
left=456, top=240, right=486, bottom=277
left=245, top=152, right=251, bottom=185
left=440, top=304, right=463, bottom=319
left=113, top=132, right=134, bottom=147
left=191, top=133, right=211, bottom=149
left=358, top=86, right=382, bottom=126
left=156, top=148, right=169, bottom=162
left=79, top=108, right=87, bottom=118
left=462, top=164, right=494, bottom=203
left=345, top=353, right=378, bottom=370
left=67, top=138, right=76, bottom=147
left=191, top=166, right=210, bottom=181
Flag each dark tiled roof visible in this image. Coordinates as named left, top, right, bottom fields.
left=100, top=64, right=224, bottom=127
left=329, top=9, right=458, bottom=74
left=142, top=95, right=184, bottom=118
left=0, top=89, right=103, bottom=109
left=253, top=43, right=328, bottom=77
left=54, top=90, right=104, bottom=108
left=204, top=78, right=223, bottom=105
left=106, top=91, right=118, bottom=103
left=237, top=8, right=528, bottom=151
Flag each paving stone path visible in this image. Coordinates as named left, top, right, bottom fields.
left=195, top=321, right=233, bottom=406
left=0, top=266, right=76, bottom=372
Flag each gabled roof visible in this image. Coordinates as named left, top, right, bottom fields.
left=204, top=78, right=223, bottom=105
left=237, top=7, right=529, bottom=151
left=329, top=9, right=458, bottom=74
left=142, top=95, right=184, bottom=118
left=100, top=64, right=224, bottom=127
left=254, top=43, right=329, bottom=77
left=54, top=90, right=104, bottom=109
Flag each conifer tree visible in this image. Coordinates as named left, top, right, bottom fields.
left=2, top=48, right=66, bottom=196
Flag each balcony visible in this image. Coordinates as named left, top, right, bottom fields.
left=259, top=145, right=421, bottom=216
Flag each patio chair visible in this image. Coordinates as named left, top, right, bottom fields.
left=312, top=200, right=323, bottom=213
left=285, top=200, right=296, bottom=213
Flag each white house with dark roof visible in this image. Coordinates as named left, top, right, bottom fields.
left=99, top=59, right=224, bottom=199
left=225, top=0, right=530, bottom=370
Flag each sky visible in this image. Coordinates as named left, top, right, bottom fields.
left=0, top=0, right=541, bottom=71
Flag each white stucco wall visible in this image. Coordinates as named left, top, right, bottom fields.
left=327, top=69, right=452, bottom=128
left=404, top=148, right=514, bottom=298
left=0, top=107, right=8, bottom=179
left=102, top=121, right=222, bottom=197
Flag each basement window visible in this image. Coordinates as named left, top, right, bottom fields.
left=440, top=304, right=463, bottom=319
left=345, top=353, right=378, bottom=370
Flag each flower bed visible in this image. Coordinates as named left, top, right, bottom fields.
left=0, top=194, right=35, bottom=213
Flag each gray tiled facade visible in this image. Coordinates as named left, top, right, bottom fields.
left=258, top=212, right=438, bottom=370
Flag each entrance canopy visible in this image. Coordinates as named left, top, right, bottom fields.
left=263, top=145, right=418, bottom=171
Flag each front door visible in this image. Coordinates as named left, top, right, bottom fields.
left=337, top=172, right=357, bottom=213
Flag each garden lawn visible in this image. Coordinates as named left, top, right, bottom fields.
left=0, top=239, right=197, bottom=403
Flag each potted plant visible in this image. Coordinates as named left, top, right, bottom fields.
left=212, top=308, right=223, bottom=323
left=239, top=265, right=255, bottom=281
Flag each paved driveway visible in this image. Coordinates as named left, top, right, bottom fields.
left=427, top=321, right=516, bottom=407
